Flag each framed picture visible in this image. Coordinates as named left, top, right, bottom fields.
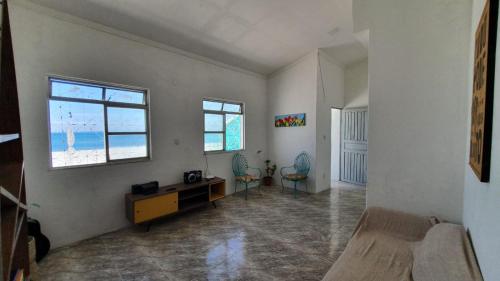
left=275, top=113, right=306, bottom=127
left=470, top=0, right=498, bottom=182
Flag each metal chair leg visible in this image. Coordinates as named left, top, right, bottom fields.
left=281, top=178, right=285, bottom=192
left=245, top=182, right=248, bottom=200
left=235, top=181, right=238, bottom=194
left=294, top=181, right=297, bottom=199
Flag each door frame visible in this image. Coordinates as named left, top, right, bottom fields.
left=331, top=107, right=343, bottom=183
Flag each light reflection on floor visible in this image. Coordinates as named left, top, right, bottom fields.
left=39, top=185, right=365, bottom=281
left=206, top=232, right=246, bottom=280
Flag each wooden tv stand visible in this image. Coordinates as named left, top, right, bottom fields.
left=125, top=177, right=225, bottom=228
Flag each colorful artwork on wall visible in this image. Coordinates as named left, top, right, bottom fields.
left=275, top=113, right=306, bottom=127
left=470, top=0, right=498, bottom=182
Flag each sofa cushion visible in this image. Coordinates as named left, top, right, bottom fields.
left=358, top=207, right=436, bottom=241
left=283, top=173, right=307, bottom=181
left=322, top=207, right=435, bottom=281
left=412, top=223, right=483, bottom=281
left=235, top=175, right=259, bottom=182
left=322, top=232, right=415, bottom=281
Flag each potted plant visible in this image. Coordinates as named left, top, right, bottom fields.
left=263, top=160, right=277, bottom=186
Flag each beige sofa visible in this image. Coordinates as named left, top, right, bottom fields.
left=322, top=207, right=483, bottom=281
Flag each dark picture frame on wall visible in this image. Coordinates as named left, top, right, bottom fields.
left=470, top=0, right=498, bottom=182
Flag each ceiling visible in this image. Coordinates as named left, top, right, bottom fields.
left=32, top=0, right=367, bottom=75
left=321, top=40, right=367, bottom=66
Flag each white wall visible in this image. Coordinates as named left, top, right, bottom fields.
left=267, top=52, right=318, bottom=192
left=344, top=59, right=368, bottom=108
left=10, top=1, right=267, bottom=247
left=316, top=52, right=344, bottom=192
left=362, top=0, right=471, bottom=222
left=463, top=1, right=500, bottom=280
left=267, top=51, right=344, bottom=193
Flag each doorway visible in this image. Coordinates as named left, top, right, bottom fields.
left=331, top=108, right=342, bottom=185
left=331, top=107, right=368, bottom=187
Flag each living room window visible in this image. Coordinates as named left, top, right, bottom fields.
left=203, top=98, right=244, bottom=152
left=48, top=76, right=150, bottom=168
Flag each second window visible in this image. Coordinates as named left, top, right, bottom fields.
left=203, top=99, right=244, bottom=152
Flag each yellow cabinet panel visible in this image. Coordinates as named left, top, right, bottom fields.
left=134, top=192, right=178, bottom=223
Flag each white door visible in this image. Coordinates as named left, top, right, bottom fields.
left=340, top=108, right=368, bottom=185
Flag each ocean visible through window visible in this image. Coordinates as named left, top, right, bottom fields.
left=48, top=77, right=150, bottom=168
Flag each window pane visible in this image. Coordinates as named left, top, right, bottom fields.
left=109, top=134, right=148, bottom=160
left=204, top=133, right=223, bottom=151
left=105, top=89, right=145, bottom=104
left=107, top=107, right=146, bottom=133
left=49, top=100, right=106, bottom=167
left=226, top=114, right=243, bottom=151
left=223, top=103, right=241, bottom=113
left=203, top=100, right=223, bottom=111
left=51, top=80, right=103, bottom=100
left=204, top=114, right=223, bottom=131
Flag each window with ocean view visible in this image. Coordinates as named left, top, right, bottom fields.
left=48, top=77, right=150, bottom=168
left=203, top=99, right=244, bottom=152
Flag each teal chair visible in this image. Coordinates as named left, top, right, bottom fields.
left=232, top=153, right=262, bottom=200
left=280, top=152, right=311, bottom=198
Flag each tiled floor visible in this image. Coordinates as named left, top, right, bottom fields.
left=38, top=185, right=366, bottom=281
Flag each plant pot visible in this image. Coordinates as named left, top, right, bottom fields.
left=263, top=176, right=273, bottom=186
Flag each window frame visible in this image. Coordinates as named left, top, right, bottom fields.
left=47, top=75, right=152, bottom=169
left=203, top=98, right=245, bottom=154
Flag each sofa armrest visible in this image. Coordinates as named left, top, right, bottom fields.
left=412, top=223, right=483, bottom=281
left=353, top=207, right=437, bottom=241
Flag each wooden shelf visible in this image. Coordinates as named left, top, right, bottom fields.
left=1, top=207, right=17, bottom=277
left=0, top=162, right=23, bottom=197
left=126, top=178, right=225, bottom=226
left=126, top=177, right=225, bottom=202
left=1, top=187, right=27, bottom=210
left=1, top=1, right=30, bottom=279
left=209, top=194, right=225, bottom=201
left=10, top=212, right=26, bottom=260
left=179, top=190, right=209, bottom=201
left=209, top=181, right=225, bottom=202
left=0, top=133, right=19, bottom=143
